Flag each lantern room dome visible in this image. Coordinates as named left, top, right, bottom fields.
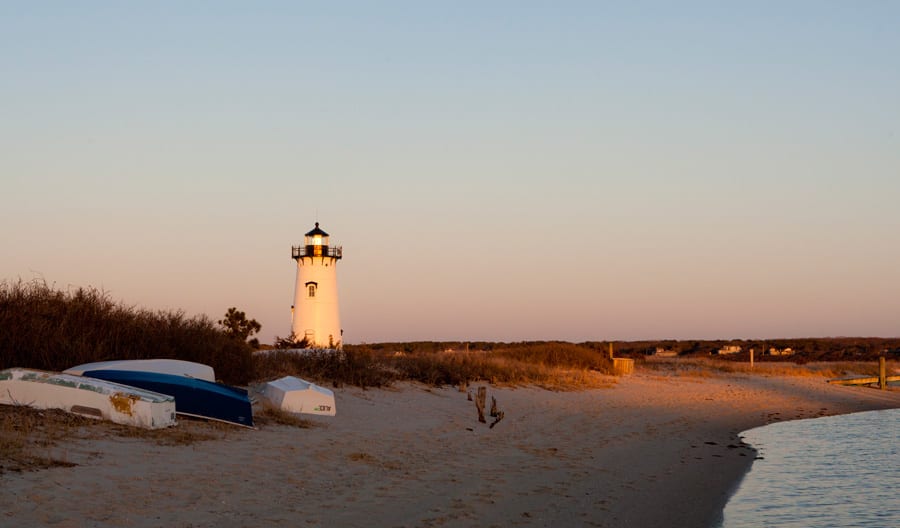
left=305, top=222, right=329, bottom=237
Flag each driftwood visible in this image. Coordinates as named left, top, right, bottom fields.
left=489, top=395, right=504, bottom=428
left=475, top=386, right=487, bottom=423
left=470, top=387, right=506, bottom=428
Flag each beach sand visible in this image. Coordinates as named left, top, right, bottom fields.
left=2, top=372, right=898, bottom=528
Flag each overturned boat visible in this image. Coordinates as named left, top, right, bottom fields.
left=65, top=359, right=216, bottom=382
left=82, top=369, right=253, bottom=428
left=261, top=376, right=336, bottom=416
left=0, top=368, right=177, bottom=429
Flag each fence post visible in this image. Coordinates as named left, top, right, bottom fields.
left=880, top=356, right=887, bottom=390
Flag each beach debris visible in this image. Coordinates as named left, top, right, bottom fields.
left=489, top=410, right=505, bottom=429
left=489, top=396, right=505, bottom=428
left=471, top=387, right=505, bottom=428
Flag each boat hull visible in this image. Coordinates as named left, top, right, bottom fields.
left=262, top=376, right=336, bottom=416
left=82, top=370, right=253, bottom=428
left=65, top=359, right=215, bottom=382
left=0, top=368, right=177, bottom=429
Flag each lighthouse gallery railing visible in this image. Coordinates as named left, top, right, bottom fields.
left=292, top=246, right=343, bottom=259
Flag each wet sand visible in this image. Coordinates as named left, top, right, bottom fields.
left=2, top=372, right=898, bottom=527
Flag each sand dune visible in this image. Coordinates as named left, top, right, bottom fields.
left=2, top=372, right=898, bottom=527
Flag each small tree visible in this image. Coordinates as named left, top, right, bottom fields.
left=218, top=307, right=261, bottom=347
left=273, top=332, right=309, bottom=349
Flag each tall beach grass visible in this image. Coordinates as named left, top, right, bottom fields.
left=0, top=280, right=252, bottom=384
left=253, top=342, right=616, bottom=390
left=639, top=355, right=898, bottom=379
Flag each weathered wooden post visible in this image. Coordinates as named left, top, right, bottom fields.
left=879, top=356, right=887, bottom=390
left=750, top=348, right=754, bottom=370
left=476, top=386, right=487, bottom=423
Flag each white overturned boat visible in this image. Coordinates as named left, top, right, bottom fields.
left=0, top=368, right=177, bottom=429
left=64, top=359, right=216, bottom=382
left=261, top=376, right=336, bottom=416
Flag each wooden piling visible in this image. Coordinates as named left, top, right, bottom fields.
left=750, top=348, right=754, bottom=370
left=880, top=356, right=887, bottom=390
left=475, top=386, right=487, bottom=423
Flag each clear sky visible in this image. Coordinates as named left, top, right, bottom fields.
left=2, top=2, right=899, bottom=344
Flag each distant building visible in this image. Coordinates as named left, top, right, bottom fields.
left=769, top=347, right=794, bottom=356
left=718, top=345, right=742, bottom=355
left=654, top=348, right=678, bottom=357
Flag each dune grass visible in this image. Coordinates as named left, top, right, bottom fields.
left=2, top=280, right=617, bottom=390
left=0, top=279, right=253, bottom=385
left=253, top=342, right=615, bottom=390
left=639, top=356, right=897, bottom=379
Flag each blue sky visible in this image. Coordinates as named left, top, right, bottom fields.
left=3, top=2, right=899, bottom=343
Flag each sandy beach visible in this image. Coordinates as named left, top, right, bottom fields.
left=2, top=371, right=899, bottom=528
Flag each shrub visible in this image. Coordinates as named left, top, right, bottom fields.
left=0, top=280, right=252, bottom=385
left=252, top=342, right=615, bottom=389
left=252, top=348, right=397, bottom=388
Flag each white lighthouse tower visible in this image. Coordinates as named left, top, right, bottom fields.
left=291, top=223, right=343, bottom=349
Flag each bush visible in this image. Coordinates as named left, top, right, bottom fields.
left=0, top=280, right=252, bottom=385
left=252, top=342, right=615, bottom=389
left=252, top=348, right=396, bottom=388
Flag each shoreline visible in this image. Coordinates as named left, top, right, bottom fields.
left=2, top=372, right=899, bottom=527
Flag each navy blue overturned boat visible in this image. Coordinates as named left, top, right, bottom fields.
left=82, top=370, right=254, bottom=428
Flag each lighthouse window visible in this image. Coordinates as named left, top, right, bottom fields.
left=308, top=284, right=317, bottom=298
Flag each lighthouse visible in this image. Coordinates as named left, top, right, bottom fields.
left=290, top=223, right=343, bottom=349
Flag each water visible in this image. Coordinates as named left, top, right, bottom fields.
left=721, top=409, right=899, bottom=528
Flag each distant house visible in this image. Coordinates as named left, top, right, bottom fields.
left=718, top=345, right=742, bottom=355
left=654, top=348, right=678, bottom=358
left=769, top=347, right=795, bottom=356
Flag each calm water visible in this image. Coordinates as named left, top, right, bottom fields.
left=721, top=409, right=899, bottom=528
